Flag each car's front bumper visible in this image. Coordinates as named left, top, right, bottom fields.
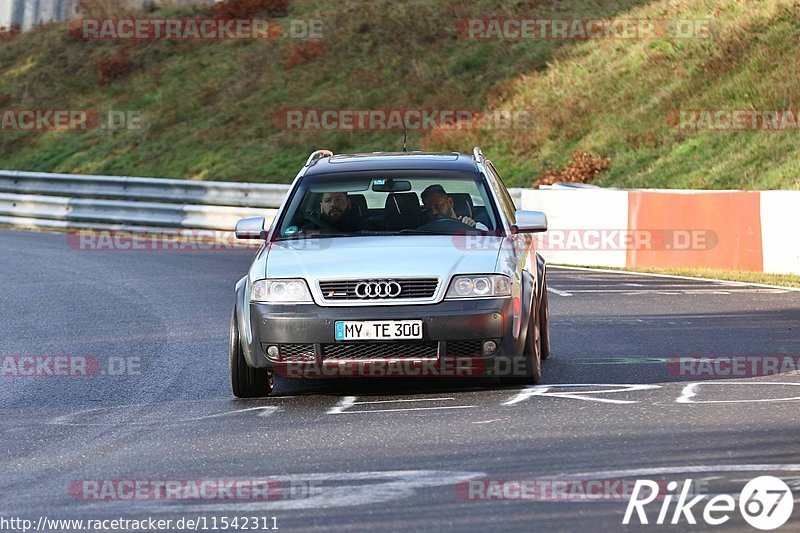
left=243, top=298, right=525, bottom=377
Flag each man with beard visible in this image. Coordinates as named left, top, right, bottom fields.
left=419, top=185, right=488, bottom=231
left=303, top=191, right=364, bottom=232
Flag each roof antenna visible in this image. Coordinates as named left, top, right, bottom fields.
left=402, top=119, right=408, bottom=153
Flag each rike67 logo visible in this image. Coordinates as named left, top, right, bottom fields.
left=624, top=476, right=794, bottom=530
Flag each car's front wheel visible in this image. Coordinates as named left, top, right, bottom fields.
left=519, top=306, right=543, bottom=385
left=230, top=308, right=273, bottom=398
left=539, top=278, right=551, bottom=360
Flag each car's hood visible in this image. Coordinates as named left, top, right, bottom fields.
left=265, top=235, right=503, bottom=281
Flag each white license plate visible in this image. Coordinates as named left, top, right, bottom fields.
left=335, top=320, right=423, bottom=341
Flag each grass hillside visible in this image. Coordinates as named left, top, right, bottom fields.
left=423, top=0, right=800, bottom=189
left=1, top=0, right=798, bottom=189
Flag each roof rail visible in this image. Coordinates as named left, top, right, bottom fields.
left=305, top=149, right=334, bottom=167
left=472, top=146, right=485, bottom=163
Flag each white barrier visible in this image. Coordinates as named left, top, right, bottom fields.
left=760, top=191, right=800, bottom=276
left=521, top=188, right=629, bottom=268
left=522, top=188, right=799, bottom=275
left=1, top=0, right=77, bottom=31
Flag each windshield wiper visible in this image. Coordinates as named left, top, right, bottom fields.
left=394, top=229, right=452, bottom=235
left=275, top=229, right=453, bottom=241
left=339, top=230, right=390, bottom=236
left=275, top=230, right=386, bottom=241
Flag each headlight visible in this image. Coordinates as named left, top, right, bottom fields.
left=251, top=279, right=313, bottom=304
left=446, top=275, right=511, bottom=299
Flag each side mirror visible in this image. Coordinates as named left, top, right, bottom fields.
left=512, top=210, right=547, bottom=233
left=235, top=216, right=267, bottom=239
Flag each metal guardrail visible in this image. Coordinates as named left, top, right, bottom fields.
left=0, top=170, right=526, bottom=233
left=0, top=170, right=288, bottom=208
left=0, top=171, right=282, bottom=232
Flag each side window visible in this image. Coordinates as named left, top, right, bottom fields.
left=486, top=162, right=517, bottom=225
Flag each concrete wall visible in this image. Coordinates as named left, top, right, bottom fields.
left=1, top=0, right=78, bottom=31
left=521, top=189, right=799, bottom=275
left=0, top=0, right=214, bottom=31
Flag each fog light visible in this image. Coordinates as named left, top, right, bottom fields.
left=483, top=340, right=497, bottom=355
left=267, top=345, right=279, bottom=358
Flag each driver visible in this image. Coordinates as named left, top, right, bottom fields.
left=421, top=185, right=488, bottom=230
left=304, top=191, right=363, bottom=232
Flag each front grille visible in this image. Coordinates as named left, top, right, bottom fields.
left=446, top=340, right=483, bottom=357
left=280, top=344, right=315, bottom=362
left=322, top=342, right=438, bottom=360
left=318, top=278, right=439, bottom=301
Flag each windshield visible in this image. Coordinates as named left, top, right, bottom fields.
left=275, top=170, right=501, bottom=240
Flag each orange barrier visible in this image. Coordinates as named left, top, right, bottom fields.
left=626, top=191, right=763, bottom=271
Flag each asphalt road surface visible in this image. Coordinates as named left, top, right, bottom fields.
left=1, top=228, right=799, bottom=532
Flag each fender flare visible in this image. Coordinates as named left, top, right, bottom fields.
left=515, top=268, right=536, bottom=353
left=535, top=251, right=546, bottom=302
left=516, top=253, right=545, bottom=353
left=234, top=276, right=261, bottom=368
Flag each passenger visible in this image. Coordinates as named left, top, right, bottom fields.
left=303, top=192, right=363, bottom=232
left=420, top=185, right=488, bottom=230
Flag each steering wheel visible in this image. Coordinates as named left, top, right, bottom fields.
left=419, top=216, right=477, bottom=232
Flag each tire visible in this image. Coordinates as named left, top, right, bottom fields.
left=230, top=308, right=273, bottom=398
left=520, top=307, right=543, bottom=385
left=539, top=279, right=551, bottom=360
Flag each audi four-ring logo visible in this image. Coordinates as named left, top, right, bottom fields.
left=354, top=280, right=402, bottom=298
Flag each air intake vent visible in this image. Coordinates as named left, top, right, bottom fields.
left=319, top=278, right=439, bottom=301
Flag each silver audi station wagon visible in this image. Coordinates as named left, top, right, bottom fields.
left=229, top=148, right=551, bottom=397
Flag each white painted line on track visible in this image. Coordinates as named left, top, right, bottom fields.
left=577, top=282, right=727, bottom=285
left=557, top=288, right=780, bottom=294
left=327, top=396, right=357, bottom=414
left=677, top=382, right=800, bottom=404
left=565, top=464, right=800, bottom=480
left=503, top=384, right=662, bottom=405
left=48, top=404, right=281, bottom=426
left=549, top=287, right=790, bottom=295
left=204, top=406, right=280, bottom=419
left=333, top=405, right=475, bottom=414
left=550, top=265, right=800, bottom=292
left=547, top=287, right=572, bottom=297
left=352, top=397, right=455, bottom=405
left=328, top=396, right=473, bottom=414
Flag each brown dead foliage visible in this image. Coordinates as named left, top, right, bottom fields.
left=96, top=46, right=134, bottom=85
left=0, top=24, right=21, bottom=42
left=283, top=40, right=326, bottom=70
left=534, top=151, right=610, bottom=187
left=211, top=0, right=289, bottom=19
